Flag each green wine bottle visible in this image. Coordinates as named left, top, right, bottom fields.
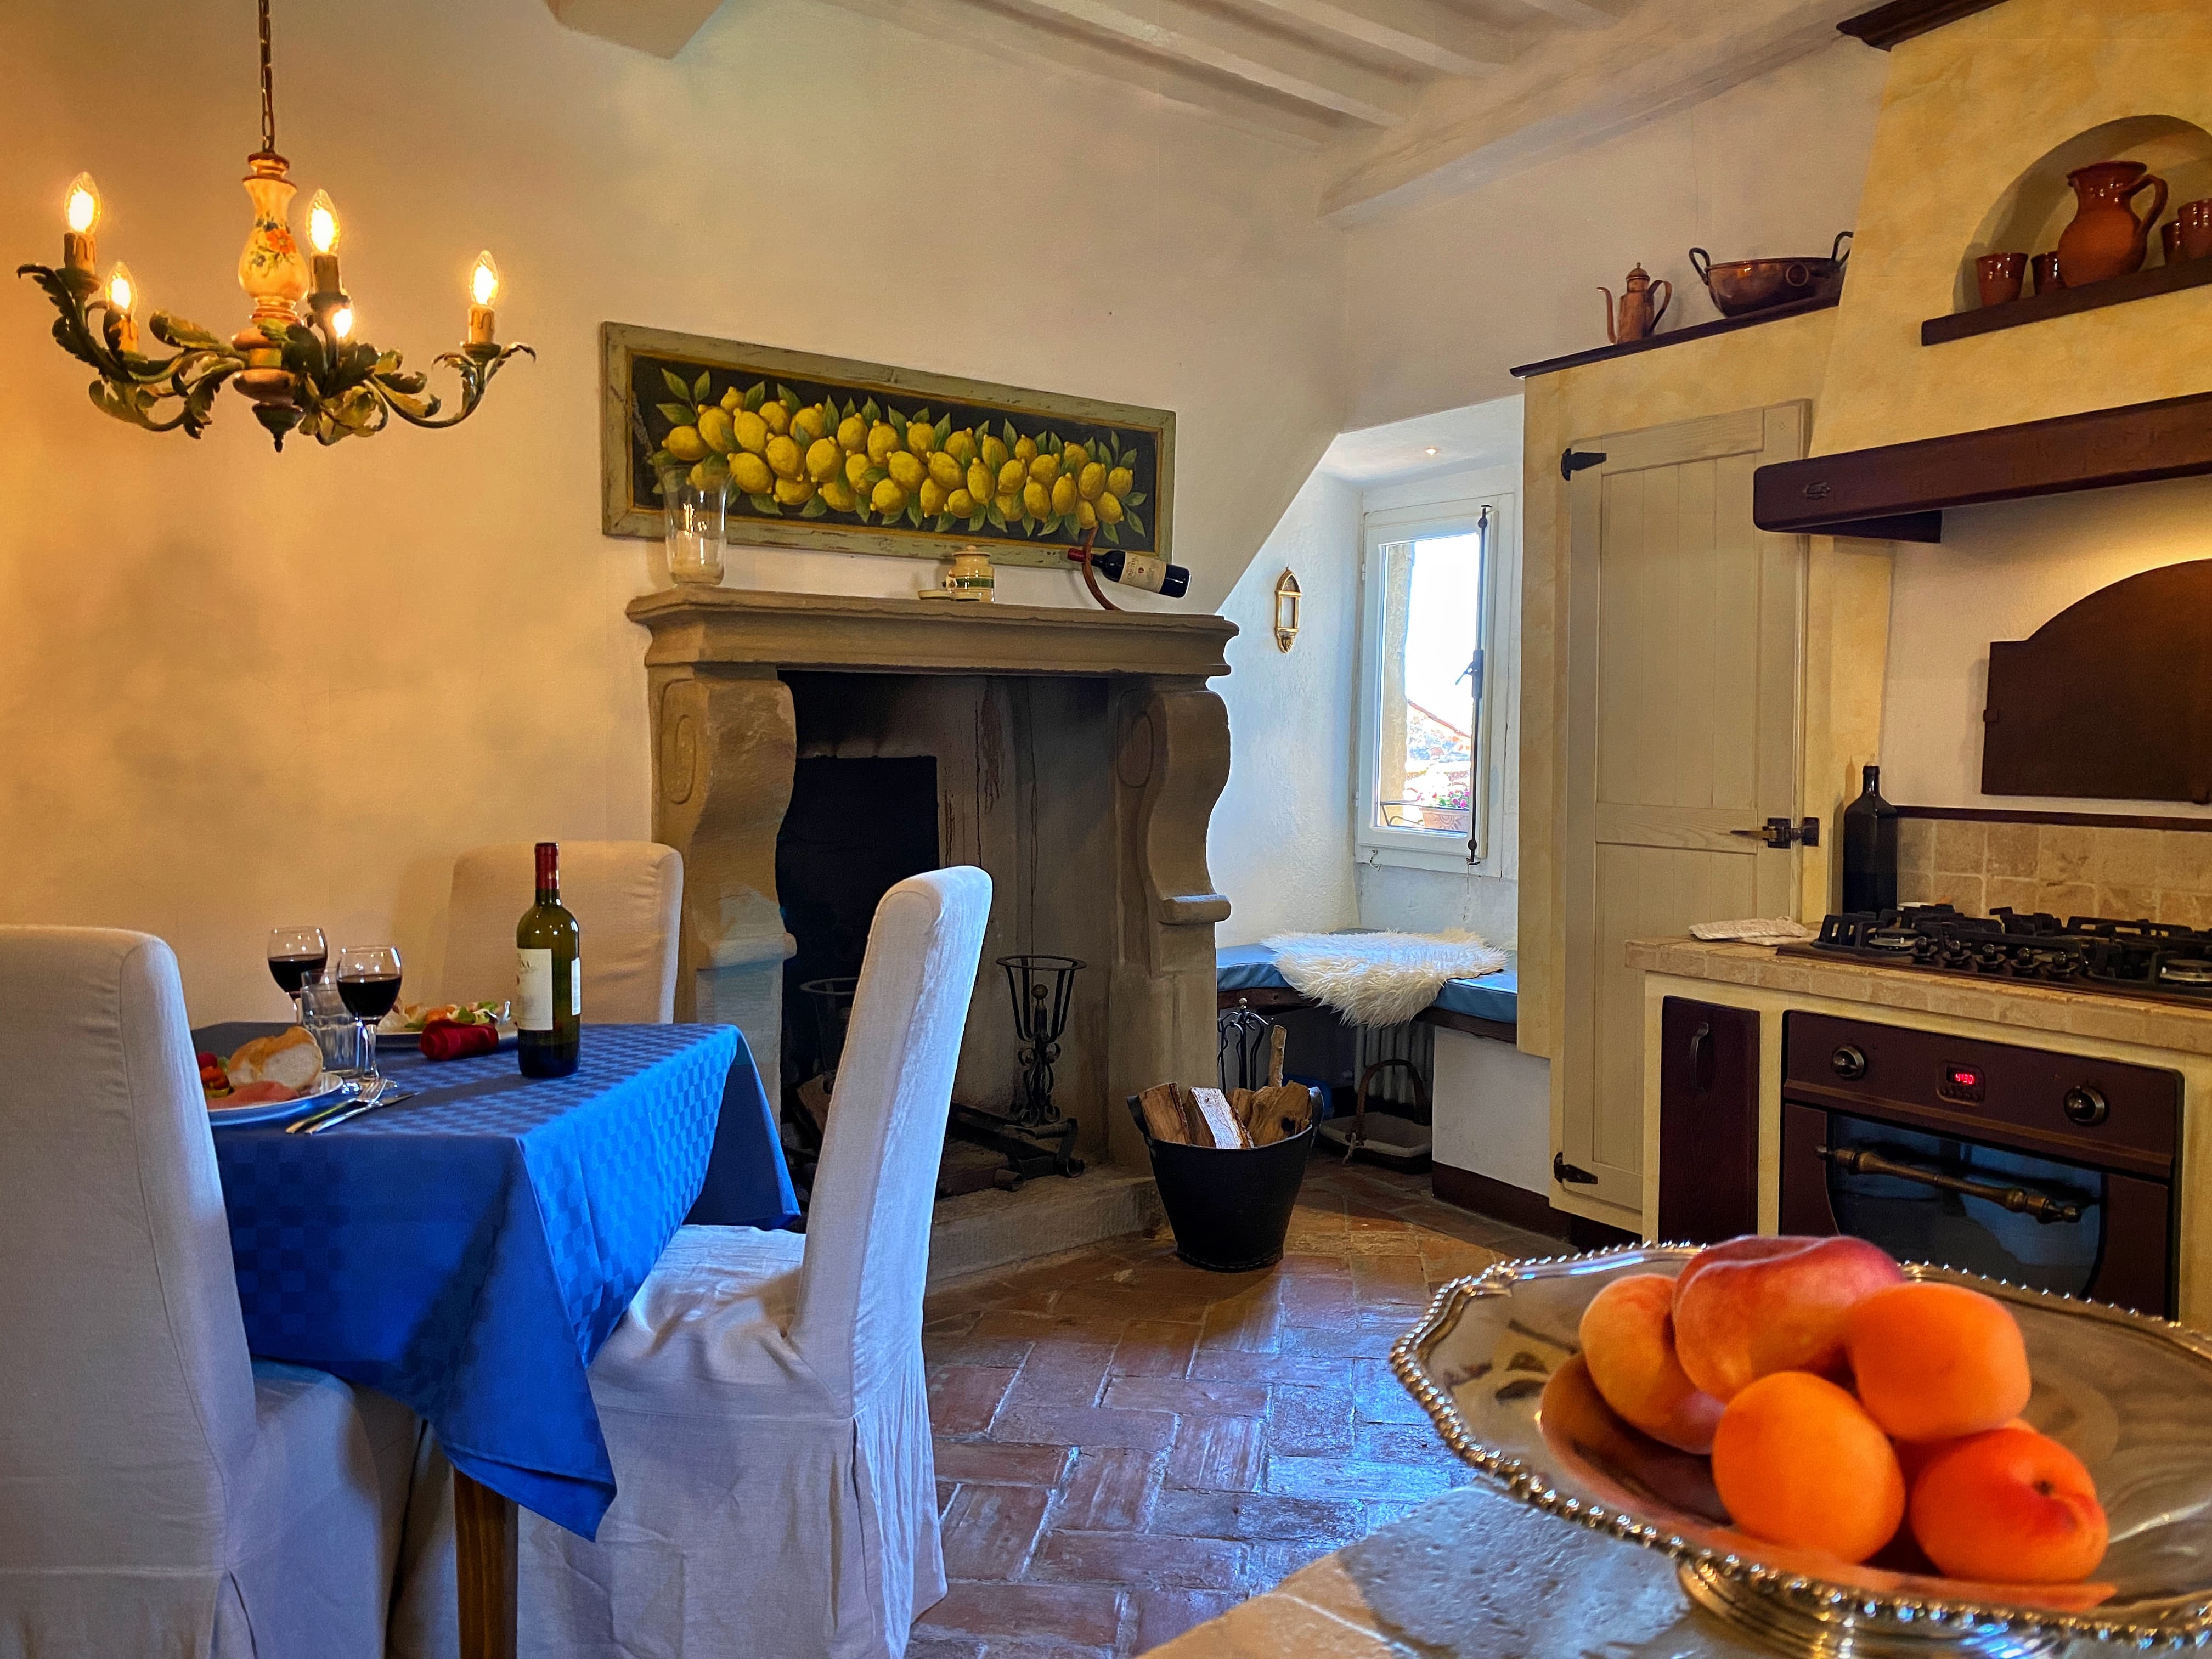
left=516, top=840, right=580, bottom=1077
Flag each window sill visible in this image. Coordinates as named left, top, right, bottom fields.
left=1358, top=840, right=1487, bottom=876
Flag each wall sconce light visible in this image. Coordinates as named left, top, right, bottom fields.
left=1273, top=568, right=1301, bottom=653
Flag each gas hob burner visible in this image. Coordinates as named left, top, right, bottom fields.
left=1791, top=904, right=2212, bottom=1007
left=2158, top=957, right=2212, bottom=989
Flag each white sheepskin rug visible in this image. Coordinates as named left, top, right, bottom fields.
left=1261, top=930, right=1508, bottom=1027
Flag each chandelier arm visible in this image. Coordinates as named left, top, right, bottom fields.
left=20, top=264, right=245, bottom=438
left=371, top=344, right=535, bottom=431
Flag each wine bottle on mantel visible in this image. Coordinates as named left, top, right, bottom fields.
left=1841, top=765, right=1899, bottom=915
left=516, top=840, right=581, bottom=1078
left=1090, top=546, right=1190, bottom=599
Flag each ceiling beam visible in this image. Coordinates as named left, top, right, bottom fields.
left=1237, top=0, right=1513, bottom=78
left=806, top=0, right=1342, bottom=146
left=1009, top=0, right=1416, bottom=125
left=1497, top=0, right=1635, bottom=28
left=544, top=0, right=725, bottom=57
left=1323, top=0, right=1867, bottom=222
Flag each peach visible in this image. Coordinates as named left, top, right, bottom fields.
left=1577, top=1274, right=1726, bottom=1454
left=1909, top=1426, right=2108, bottom=1584
left=1846, top=1282, right=2032, bottom=1442
left=1672, top=1234, right=1904, bottom=1401
left=1709, top=1370, right=1905, bottom=1564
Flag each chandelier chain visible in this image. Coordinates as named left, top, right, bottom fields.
left=257, top=0, right=276, bottom=155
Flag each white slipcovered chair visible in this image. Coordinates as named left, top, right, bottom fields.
left=392, top=867, right=990, bottom=1659
left=442, top=840, right=684, bottom=1022
left=0, top=926, right=417, bottom=1659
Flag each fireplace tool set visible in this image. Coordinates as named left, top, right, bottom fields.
left=946, top=955, right=1086, bottom=1186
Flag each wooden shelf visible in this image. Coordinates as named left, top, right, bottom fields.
left=1508, top=294, right=1838, bottom=381
left=1838, top=0, right=2008, bottom=49
left=1923, top=256, right=2212, bottom=345
left=1752, top=388, right=2212, bottom=543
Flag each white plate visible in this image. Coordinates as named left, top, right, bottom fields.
left=373, top=1021, right=518, bottom=1052
left=207, top=1077, right=353, bottom=1128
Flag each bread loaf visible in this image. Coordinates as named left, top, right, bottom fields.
left=227, top=1028, right=323, bottom=1092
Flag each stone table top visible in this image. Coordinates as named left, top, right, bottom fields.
left=1149, top=1483, right=2126, bottom=1658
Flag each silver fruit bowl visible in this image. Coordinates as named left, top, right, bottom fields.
left=1391, top=1245, right=2212, bottom=1657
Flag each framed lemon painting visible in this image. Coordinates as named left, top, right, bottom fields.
left=601, top=322, right=1175, bottom=569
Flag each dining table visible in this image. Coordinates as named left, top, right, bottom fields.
left=194, top=1018, right=799, bottom=1659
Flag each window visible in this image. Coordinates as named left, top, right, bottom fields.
left=1355, top=496, right=1507, bottom=872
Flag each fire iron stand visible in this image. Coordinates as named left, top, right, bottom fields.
left=949, top=954, right=1085, bottom=1184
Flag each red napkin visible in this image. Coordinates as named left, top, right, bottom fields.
left=421, top=1019, right=499, bottom=1062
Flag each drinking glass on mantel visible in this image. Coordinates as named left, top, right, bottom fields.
left=660, top=464, right=726, bottom=586
left=267, top=926, right=328, bottom=1024
left=335, top=945, right=403, bottom=1084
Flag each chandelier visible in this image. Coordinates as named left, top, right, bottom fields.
left=16, top=0, right=530, bottom=450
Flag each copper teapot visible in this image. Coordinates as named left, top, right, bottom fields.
left=1599, top=263, right=1672, bottom=343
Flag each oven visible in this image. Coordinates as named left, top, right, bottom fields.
left=1779, top=1011, right=2180, bottom=1318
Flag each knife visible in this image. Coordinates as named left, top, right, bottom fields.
left=300, top=1086, right=416, bottom=1135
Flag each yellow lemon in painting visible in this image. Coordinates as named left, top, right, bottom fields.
left=1029, top=452, right=1059, bottom=487
left=805, top=437, right=842, bottom=483
left=997, top=458, right=1026, bottom=495
left=907, top=422, right=936, bottom=456
left=947, top=488, right=977, bottom=517
left=1051, top=475, right=1076, bottom=515
left=980, top=435, right=1008, bottom=473
left=732, top=410, right=769, bottom=454
left=766, top=435, right=803, bottom=480
left=994, top=492, right=1022, bottom=520
left=664, top=425, right=708, bottom=461
left=944, top=430, right=977, bottom=466
left=927, top=451, right=963, bottom=491
left=837, top=413, right=867, bottom=452
left=774, top=475, right=815, bottom=507
left=731, top=452, right=774, bottom=495
left=1076, top=499, right=1097, bottom=531
left=1107, top=465, right=1133, bottom=498
left=1061, top=442, right=1090, bottom=473
left=820, top=477, right=857, bottom=514
left=867, top=422, right=901, bottom=464
left=845, top=453, right=872, bottom=488
left=919, top=478, right=949, bottom=516
left=1022, top=479, right=1051, bottom=520
left=967, top=461, right=994, bottom=501
left=1013, top=436, right=1037, bottom=463
left=688, top=460, right=717, bottom=490
left=792, top=405, right=827, bottom=444
left=696, top=407, right=735, bottom=454
left=761, top=400, right=791, bottom=436
left=1098, top=491, right=1124, bottom=523
left=1078, top=461, right=1105, bottom=501
left=719, top=387, right=743, bottom=411
left=871, top=478, right=908, bottom=516
left=887, top=450, right=926, bottom=491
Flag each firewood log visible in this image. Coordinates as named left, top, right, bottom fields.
left=1137, top=1082, right=1190, bottom=1145
left=1188, top=1086, right=1252, bottom=1149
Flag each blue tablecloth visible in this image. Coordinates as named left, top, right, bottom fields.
left=1216, top=942, right=1520, bottom=1028
left=195, top=1021, right=797, bottom=1537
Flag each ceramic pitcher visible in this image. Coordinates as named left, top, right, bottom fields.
left=2057, top=161, right=2168, bottom=285
left=1599, top=263, right=1672, bottom=343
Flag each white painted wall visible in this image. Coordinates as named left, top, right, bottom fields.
left=0, top=0, right=1342, bottom=1020
left=1430, top=1028, right=1552, bottom=1197
left=1880, top=476, right=2212, bottom=815
left=1340, top=37, right=1888, bottom=428
left=1211, top=472, right=1362, bottom=945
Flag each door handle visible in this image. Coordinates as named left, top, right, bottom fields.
left=1686, top=1021, right=1714, bottom=1092
left=1815, top=1144, right=2083, bottom=1226
left=1729, top=816, right=1821, bottom=850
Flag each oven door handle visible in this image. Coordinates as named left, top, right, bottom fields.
left=1815, top=1144, right=2084, bottom=1225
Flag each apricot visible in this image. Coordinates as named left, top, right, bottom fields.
left=1577, top=1274, right=1726, bottom=1454
left=1846, top=1282, right=2032, bottom=1442
left=1709, top=1370, right=1905, bottom=1564
left=1672, top=1234, right=1904, bottom=1401
left=1909, top=1426, right=2107, bottom=1584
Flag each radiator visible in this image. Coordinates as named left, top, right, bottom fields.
left=1357, top=1020, right=1433, bottom=1110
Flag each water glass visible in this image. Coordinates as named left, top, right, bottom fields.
left=661, top=465, right=726, bottom=586
left=302, top=974, right=363, bottom=1077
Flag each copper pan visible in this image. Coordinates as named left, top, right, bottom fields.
left=1688, top=230, right=1852, bottom=318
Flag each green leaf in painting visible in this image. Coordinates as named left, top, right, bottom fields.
left=748, top=493, right=776, bottom=514
left=910, top=408, right=930, bottom=430
left=743, top=382, right=767, bottom=411
left=661, top=368, right=692, bottom=401
left=692, top=369, right=712, bottom=403
left=933, top=413, right=951, bottom=443
left=1002, top=419, right=1017, bottom=447
left=1126, top=510, right=1145, bottom=538
left=1103, top=522, right=1121, bottom=544
left=842, top=398, right=858, bottom=422
left=862, top=466, right=887, bottom=488
left=1045, top=433, right=1062, bottom=455
left=986, top=505, right=1006, bottom=529
left=656, top=402, right=693, bottom=427
left=1125, top=492, right=1147, bottom=507
left=801, top=495, right=828, bottom=518
left=775, top=383, right=798, bottom=408
left=968, top=512, right=986, bottom=533
left=933, top=514, right=950, bottom=533
left=887, top=407, right=906, bottom=430
left=861, top=398, right=879, bottom=423
left=905, top=503, right=922, bottom=527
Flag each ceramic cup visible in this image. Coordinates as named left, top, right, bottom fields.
left=2163, top=219, right=2186, bottom=266
left=943, top=549, right=995, bottom=602
left=2179, top=198, right=2212, bottom=263
left=2032, top=252, right=2064, bottom=295
left=1976, top=251, right=2029, bottom=307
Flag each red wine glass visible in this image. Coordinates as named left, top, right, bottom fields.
left=335, top=944, right=402, bottom=1083
left=268, top=926, right=328, bottom=1024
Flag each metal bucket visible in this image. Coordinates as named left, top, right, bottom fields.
left=1126, top=1094, right=1315, bottom=1272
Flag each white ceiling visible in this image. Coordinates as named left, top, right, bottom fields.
left=1319, top=394, right=1523, bottom=487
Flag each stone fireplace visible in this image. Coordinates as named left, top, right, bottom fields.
left=626, top=588, right=1235, bottom=1177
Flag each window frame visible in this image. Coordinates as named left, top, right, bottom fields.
left=1353, top=491, right=1512, bottom=875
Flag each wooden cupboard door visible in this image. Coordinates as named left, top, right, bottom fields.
left=1558, top=404, right=1807, bottom=1216
left=1657, top=997, right=1760, bottom=1244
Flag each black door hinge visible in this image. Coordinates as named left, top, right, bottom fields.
left=1553, top=1151, right=1599, bottom=1186
left=1561, top=448, right=1607, bottom=481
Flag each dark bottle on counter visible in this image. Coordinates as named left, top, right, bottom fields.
left=1841, top=765, right=1898, bottom=915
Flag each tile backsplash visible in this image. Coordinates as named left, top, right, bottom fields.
left=1898, top=819, right=2212, bottom=926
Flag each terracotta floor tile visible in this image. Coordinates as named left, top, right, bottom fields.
left=1107, top=1320, right=1198, bottom=1378
left=1130, top=1587, right=1242, bottom=1654
left=995, top=1404, right=1178, bottom=1452
left=1350, top=1358, right=1427, bottom=1424
left=1186, top=1347, right=1342, bottom=1386
left=1262, top=1452, right=1457, bottom=1504
left=1276, top=1272, right=1358, bottom=1327
left=1006, top=1341, right=1116, bottom=1410
left=931, top=1365, right=1018, bottom=1436
left=1148, top=1487, right=1367, bottom=1543
left=928, top=1330, right=1041, bottom=1369
left=1265, top=1381, right=1353, bottom=1456
left=1162, top=1413, right=1266, bottom=1493
left=1274, top=1322, right=1400, bottom=1361
left=935, top=1440, right=1074, bottom=1487
left=1195, top=1289, right=1279, bottom=1355
left=904, top=1637, right=988, bottom=1659
left=1348, top=1255, right=1429, bottom=1307
left=913, top=1582, right=1123, bottom=1646
left=1032, top=1529, right=1242, bottom=1589
left=1101, top=1375, right=1269, bottom=1417
left=941, top=1483, right=1052, bottom=1579
left=1053, top=1447, right=1158, bottom=1531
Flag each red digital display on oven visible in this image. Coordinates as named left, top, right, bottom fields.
left=1939, top=1064, right=1985, bottom=1103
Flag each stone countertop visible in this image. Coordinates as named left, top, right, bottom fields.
left=1150, top=1483, right=2133, bottom=1658
left=1625, top=936, right=2212, bottom=1060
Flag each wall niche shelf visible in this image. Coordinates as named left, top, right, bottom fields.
left=1508, top=293, right=1838, bottom=380
left=1924, top=257, right=2212, bottom=345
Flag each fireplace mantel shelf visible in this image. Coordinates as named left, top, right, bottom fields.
left=628, top=587, right=1235, bottom=679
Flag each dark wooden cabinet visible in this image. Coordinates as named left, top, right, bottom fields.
left=1657, top=997, right=1760, bottom=1244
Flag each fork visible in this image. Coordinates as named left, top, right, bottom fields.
left=301, top=1085, right=416, bottom=1135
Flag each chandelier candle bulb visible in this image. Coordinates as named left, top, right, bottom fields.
left=61, top=172, right=100, bottom=276
left=467, top=251, right=499, bottom=345
left=305, top=188, right=341, bottom=295
left=103, top=263, right=138, bottom=352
